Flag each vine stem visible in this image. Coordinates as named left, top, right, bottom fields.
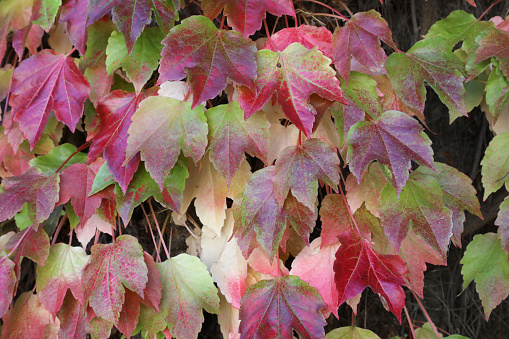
left=478, top=0, right=501, bottom=21
left=338, top=177, right=363, bottom=237
left=55, top=141, right=91, bottom=173
left=51, top=214, right=68, bottom=245
left=148, top=199, right=170, bottom=259
left=404, top=305, right=416, bottom=339
left=410, top=289, right=440, bottom=338
left=294, top=0, right=349, bottom=21
left=140, top=203, right=162, bottom=263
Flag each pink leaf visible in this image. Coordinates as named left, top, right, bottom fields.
left=264, top=25, right=333, bottom=59
left=0, top=256, right=16, bottom=318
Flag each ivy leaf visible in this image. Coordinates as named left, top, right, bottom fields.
left=59, top=0, right=88, bottom=55
left=9, top=49, right=91, bottom=148
left=290, top=237, right=340, bottom=318
left=0, top=167, right=60, bottom=225
left=125, top=96, right=207, bottom=191
left=29, top=143, right=87, bottom=175
left=139, top=254, right=220, bottom=339
left=106, top=27, right=164, bottom=94
left=341, top=71, right=382, bottom=120
left=264, top=25, right=333, bottom=59
left=238, top=42, right=347, bottom=137
left=0, top=0, right=33, bottom=61
left=495, top=196, right=509, bottom=253
left=385, top=38, right=467, bottom=118
left=57, top=293, right=87, bottom=339
left=12, top=24, right=44, bottom=58
left=474, top=28, right=509, bottom=79
left=481, top=132, right=509, bottom=200
left=334, top=230, right=407, bottom=321
left=4, top=227, right=50, bottom=267
left=325, top=326, right=381, bottom=339
left=202, top=0, right=294, bottom=38
left=206, top=102, right=269, bottom=185
left=239, top=275, right=326, bottom=338
left=115, top=161, right=188, bottom=224
left=0, top=256, right=16, bottom=318
left=332, top=10, right=396, bottom=84
left=82, top=234, right=148, bottom=324
left=485, top=69, right=509, bottom=123
left=0, top=292, right=52, bottom=339
left=283, top=193, right=317, bottom=246
left=379, top=171, right=453, bottom=257
left=461, top=233, right=509, bottom=320
left=158, top=15, right=257, bottom=108
left=274, top=138, right=340, bottom=210
left=345, top=163, right=388, bottom=217
left=31, top=0, right=62, bottom=31
left=87, top=88, right=157, bottom=193
left=36, top=243, right=89, bottom=315
left=347, top=110, right=436, bottom=194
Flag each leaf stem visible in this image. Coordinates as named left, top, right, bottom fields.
left=338, top=180, right=363, bottom=237
left=6, top=227, right=31, bottom=257
left=55, top=141, right=91, bottom=173
left=51, top=214, right=68, bottom=245
left=410, top=289, right=440, bottom=338
left=65, top=47, right=77, bottom=57
left=294, top=0, right=349, bottom=21
left=148, top=199, right=170, bottom=259
left=478, top=0, right=501, bottom=21
left=140, top=202, right=162, bottom=263
left=404, top=305, right=416, bottom=339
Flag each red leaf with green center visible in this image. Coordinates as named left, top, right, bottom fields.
left=461, top=233, right=509, bottom=320
left=475, top=28, right=509, bottom=78
left=202, top=0, right=294, bottom=38
left=82, top=235, right=148, bottom=324
left=0, top=293, right=52, bottom=339
left=0, top=167, right=59, bottom=225
left=125, top=96, right=207, bottom=190
left=332, top=10, right=396, bottom=84
left=415, top=162, right=482, bottom=248
left=238, top=42, right=347, bottom=137
left=239, top=275, right=326, bottom=338
left=206, top=102, right=269, bottom=185
left=385, top=37, right=467, bottom=117
left=0, top=256, right=16, bottom=318
left=334, top=230, right=407, bottom=321
left=379, top=171, right=453, bottom=256
left=36, top=244, right=89, bottom=315
left=236, top=166, right=287, bottom=259
left=264, top=25, right=333, bottom=59
left=88, top=88, right=157, bottom=193
left=347, top=110, right=436, bottom=194
left=9, top=49, right=91, bottom=148
left=274, top=138, right=340, bottom=210
left=60, top=0, right=88, bottom=55
left=158, top=15, right=257, bottom=108
left=495, top=196, right=509, bottom=253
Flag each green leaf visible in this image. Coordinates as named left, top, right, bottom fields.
left=31, top=0, right=61, bottom=31
left=481, top=132, right=509, bottom=200
left=461, top=233, right=509, bottom=320
left=325, top=326, right=381, bottom=339
left=341, top=72, right=382, bottom=120
left=89, top=161, right=116, bottom=196
left=106, top=28, right=164, bottom=93
left=29, top=143, right=87, bottom=174
left=485, top=67, right=509, bottom=122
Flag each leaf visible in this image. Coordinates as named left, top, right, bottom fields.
left=29, top=143, right=88, bottom=174
left=82, top=234, right=148, bottom=323
left=485, top=68, right=509, bottom=122
left=138, top=254, right=220, bottom=339
left=125, top=95, right=207, bottom=190
left=117, top=289, right=142, bottom=338
left=4, top=226, right=50, bottom=267
left=461, top=233, right=509, bottom=320
left=239, top=275, right=326, bottom=339
left=380, top=169, right=453, bottom=256
left=206, top=102, right=269, bottom=185
left=385, top=38, right=467, bottom=117
left=158, top=15, right=257, bottom=107
left=325, top=326, right=381, bottom=339
left=332, top=10, right=396, bottom=84
left=31, top=0, right=61, bottom=31
left=0, top=292, right=51, bottom=339
left=264, top=25, right=333, bottom=59
left=481, top=132, right=509, bottom=200
left=36, top=243, right=89, bottom=315
left=474, top=28, right=509, bottom=79
left=347, top=110, right=436, bottom=194
left=495, top=196, right=509, bottom=253
left=0, top=256, right=16, bottom=318
left=217, top=292, right=241, bottom=339
left=202, top=0, right=294, bottom=38
left=106, top=27, right=164, bottom=93
left=0, top=0, right=33, bottom=61
left=341, top=71, right=382, bottom=120
left=290, top=237, right=340, bottom=318
left=12, top=24, right=44, bottom=58
left=0, top=167, right=59, bottom=225
left=57, top=293, right=87, bottom=339
left=115, top=161, right=188, bottom=224
left=9, top=49, right=91, bottom=148
left=59, top=0, right=88, bottom=55
left=88, top=88, right=157, bottom=193
left=283, top=193, right=317, bottom=246
left=334, top=230, right=407, bottom=321
left=140, top=251, right=162, bottom=311
left=238, top=42, right=347, bottom=137
left=273, top=138, right=340, bottom=210
left=345, top=163, right=388, bottom=217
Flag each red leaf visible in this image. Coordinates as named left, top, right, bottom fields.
left=9, top=50, right=91, bottom=148
left=238, top=42, right=347, bottom=137
left=264, top=25, right=333, bottom=59
left=140, top=252, right=162, bottom=311
left=239, top=275, right=326, bottom=338
left=475, top=28, right=509, bottom=79
left=12, top=24, right=44, bottom=58
left=158, top=16, right=257, bottom=108
left=87, top=88, right=156, bottom=193
left=347, top=110, right=436, bottom=194
left=82, top=235, right=148, bottom=323
left=60, top=0, right=89, bottom=55
left=0, top=167, right=60, bottom=225
left=0, top=292, right=51, bottom=338
left=5, top=227, right=50, bottom=268
left=57, top=293, right=87, bottom=339
left=117, top=289, right=141, bottom=338
left=332, top=10, right=396, bottom=84
left=334, top=230, right=407, bottom=321
left=273, top=138, right=340, bottom=210
left=0, top=256, right=16, bottom=318
left=202, top=0, right=295, bottom=38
